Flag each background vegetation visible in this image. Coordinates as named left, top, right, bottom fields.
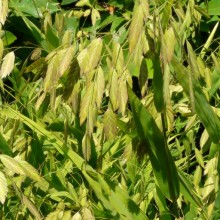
left=0, top=0, right=220, bottom=219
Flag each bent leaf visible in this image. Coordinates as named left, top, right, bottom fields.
left=178, top=169, right=203, bottom=208
left=128, top=85, right=179, bottom=200
left=171, top=57, right=220, bottom=144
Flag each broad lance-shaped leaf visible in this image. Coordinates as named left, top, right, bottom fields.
left=171, top=57, right=220, bottom=144
left=0, top=171, right=8, bottom=204
left=77, top=38, right=103, bottom=75
left=128, top=85, right=179, bottom=200
left=0, top=51, right=15, bottom=78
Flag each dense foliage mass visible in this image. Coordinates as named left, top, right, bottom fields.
left=0, top=0, right=220, bottom=219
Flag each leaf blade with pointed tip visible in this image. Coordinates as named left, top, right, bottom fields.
left=171, top=57, right=220, bottom=144
left=128, top=85, right=179, bottom=200
left=0, top=133, right=12, bottom=156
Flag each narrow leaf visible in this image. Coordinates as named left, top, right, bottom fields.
left=128, top=85, right=179, bottom=200
left=83, top=170, right=148, bottom=219
left=0, top=133, right=12, bottom=156
left=14, top=9, right=44, bottom=43
left=22, top=195, right=42, bottom=220
left=153, top=55, right=164, bottom=112
left=171, top=57, right=220, bottom=144
left=154, top=186, right=172, bottom=220
left=200, top=21, right=219, bottom=59
left=139, top=58, right=148, bottom=97
left=1, top=107, right=147, bottom=219
left=178, top=169, right=203, bottom=208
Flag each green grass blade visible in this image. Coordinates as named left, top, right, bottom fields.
left=171, top=57, right=220, bottom=144
left=178, top=169, right=203, bottom=209
left=83, top=170, right=149, bottom=220
left=0, top=133, right=12, bottom=156
left=128, top=85, right=179, bottom=200
left=200, top=21, right=219, bottom=59
left=153, top=55, right=164, bottom=112
left=154, top=186, right=172, bottom=220
left=1, top=106, right=147, bottom=219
